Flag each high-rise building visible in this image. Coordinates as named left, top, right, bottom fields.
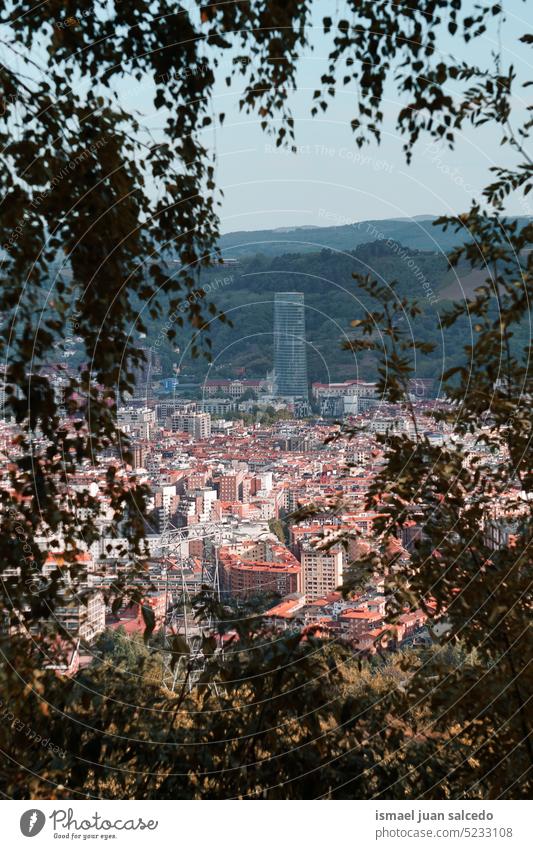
left=273, top=292, right=308, bottom=399
left=301, top=543, right=343, bottom=601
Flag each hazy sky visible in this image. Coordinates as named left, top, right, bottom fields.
left=116, top=0, right=532, bottom=234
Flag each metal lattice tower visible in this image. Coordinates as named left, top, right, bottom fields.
left=156, top=520, right=228, bottom=692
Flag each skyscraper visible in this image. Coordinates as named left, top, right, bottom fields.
left=273, top=292, right=308, bottom=398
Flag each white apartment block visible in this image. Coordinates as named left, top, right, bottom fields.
left=172, top=412, right=211, bottom=440
left=118, top=406, right=156, bottom=439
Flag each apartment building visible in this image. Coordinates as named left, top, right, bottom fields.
left=217, top=471, right=246, bottom=502
left=300, top=542, right=344, bottom=601
left=118, top=406, right=156, bottom=439
left=219, top=539, right=301, bottom=599
left=172, top=412, right=211, bottom=440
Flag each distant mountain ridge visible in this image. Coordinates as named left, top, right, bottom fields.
left=219, top=215, right=529, bottom=258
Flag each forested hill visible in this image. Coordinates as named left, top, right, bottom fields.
left=218, top=215, right=529, bottom=258
left=154, top=238, right=524, bottom=385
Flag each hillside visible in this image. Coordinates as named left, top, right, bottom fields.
left=154, top=240, right=468, bottom=385
left=217, top=216, right=529, bottom=258
left=52, top=220, right=528, bottom=387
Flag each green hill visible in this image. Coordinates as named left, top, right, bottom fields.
left=217, top=215, right=524, bottom=258
left=155, top=240, right=467, bottom=385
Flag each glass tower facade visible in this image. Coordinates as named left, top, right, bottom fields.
left=273, top=292, right=308, bottom=398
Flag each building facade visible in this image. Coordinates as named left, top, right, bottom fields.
left=273, top=292, right=308, bottom=399
left=301, top=543, right=344, bottom=601
left=172, top=412, right=211, bottom=440
left=219, top=539, right=301, bottom=599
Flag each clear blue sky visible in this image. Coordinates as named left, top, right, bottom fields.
left=116, top=0, right=532, bottom=233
